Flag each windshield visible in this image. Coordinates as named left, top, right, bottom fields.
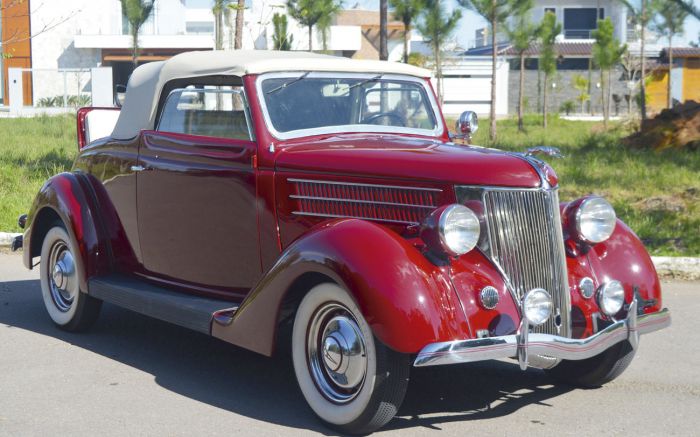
left=257, top=73, right=443, bottom=139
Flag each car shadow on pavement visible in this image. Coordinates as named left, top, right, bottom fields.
left=1, top=279, right=574, bottom=435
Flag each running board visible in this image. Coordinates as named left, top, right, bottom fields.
left=89, top=275, right=239, bottom=334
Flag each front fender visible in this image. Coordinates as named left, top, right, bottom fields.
left=212, top=219, right=470, bottom=356
left=24, top=172, right=109, bottom=291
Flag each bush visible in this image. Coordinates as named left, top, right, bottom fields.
left=37, top=94, right=92, bottom=108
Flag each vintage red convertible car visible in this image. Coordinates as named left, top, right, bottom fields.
left=16, top=50, right=670, bottom=434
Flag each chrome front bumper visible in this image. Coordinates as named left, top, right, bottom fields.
left=414, top=300, right=671, bottom=368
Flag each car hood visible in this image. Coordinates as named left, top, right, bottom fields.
left=274, top=134, right=549, bottom=188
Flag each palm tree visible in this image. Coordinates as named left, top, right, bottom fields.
left=504, top=0, right=538, bottom=132
left=272, top=13, right=294, bottom=50
left=539, top=10, right=560, bottom=129
left=233, top=0, right=245, bottom=49
left=380, top=0, right=389, bottom=60
left=592, top=18, right=626, bottom=128
left=120, top=0, right=155, bottom=67
left=417, top=0, right=461, bottom=105
left=287, top=0, right=342, bottom=52
left=669, top=0, right=700, bottom=19
left=317, top=0, right=343, bottom=51
left=457, top=0, right=510, bottom=141
left=616, top=0, right=653, bottom=121
left=651, top=0, right=689, bottom=109
left=212, top=0, right=235, bottom=50
left=390, top=0, right=425, bottom=63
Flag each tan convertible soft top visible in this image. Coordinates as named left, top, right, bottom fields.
left=111, top=50, right=432, bottom=140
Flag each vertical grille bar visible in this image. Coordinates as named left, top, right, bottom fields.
left=483, top=189, right=570, bottom=336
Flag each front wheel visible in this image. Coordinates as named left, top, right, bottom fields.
left=40, top=224, right=102, bottom=331
left=291, top=283, right=409, bottom=434
left=544, top=340, right=636, bottom=387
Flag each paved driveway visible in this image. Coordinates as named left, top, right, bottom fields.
left=0, top=252, right=698, bottom=436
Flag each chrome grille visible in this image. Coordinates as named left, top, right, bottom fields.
left=482, top=188, right=570, bottom=336
left=289, top=179, right=441, bottom=225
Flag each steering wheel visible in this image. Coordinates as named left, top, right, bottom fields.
left=361, top=112, right=407, bottom=126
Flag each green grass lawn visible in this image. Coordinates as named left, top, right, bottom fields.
left=1, top=114, right=698, bottom=256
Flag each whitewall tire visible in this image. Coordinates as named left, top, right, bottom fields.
left=292, top=283, right=409, bottom=434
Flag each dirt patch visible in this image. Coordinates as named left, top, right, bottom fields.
left=623, top=100, right=700, bottom=150
left=635, top=195, right=686, bottom=213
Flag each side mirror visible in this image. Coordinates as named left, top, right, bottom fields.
left=114, top=84, right=127, bottom=108
left=453, top=111, right=478, bottom=141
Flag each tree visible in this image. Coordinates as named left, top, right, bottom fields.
left=538, top=10, right=560, bottom=129
left=668, top=0, right=700, bottom=19
left=212, top=0, right=236, bottom=50
left=316, top=0, right=342, bottom=51
left=592, top=18, right=626, bottom=128
left=390, top=0, right=425, bottom=63
left=616, top=0, right=653, bottom=121
left=572, top=74, right=590, bottom=114
left=287, top=0, right=342, bottom=52
left=458, top=0, right=510, bottom=141
left=651, top=0, right=689, bottom=108
left=504, top=0, right=539, bottom=132
left=234, top=0, right=245, bottom=49
left=417, top=0, right=462, bottom=105
left=380, top=0, right=389, bottom=60
left=120, top=0, right=155, bottom=67
left=272, top=13, right=294, bottom=50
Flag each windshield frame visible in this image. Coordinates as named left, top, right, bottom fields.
left=255, top=72, right=445, bottom=141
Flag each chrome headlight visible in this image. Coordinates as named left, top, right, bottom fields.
left=438, top=204, right=480, bottom=256
left=522, top=288, right=552, bottom=326
left=597, top=280, right=625, bottom=317
left=421, top=204, right=480, bottom=257
left=575, top=197, right=616, bottom=243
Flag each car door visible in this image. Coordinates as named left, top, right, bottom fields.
left=136, top=85, right=260, bottom=297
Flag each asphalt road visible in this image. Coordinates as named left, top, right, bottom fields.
left=0, top=251, right=698, bottom=436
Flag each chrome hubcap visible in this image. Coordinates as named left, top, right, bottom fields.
left=308, top=304, right=367, bottom=403
left=48, top=241, right=76, bottom=312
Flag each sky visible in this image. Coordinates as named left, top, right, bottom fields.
left=351, top=0, right=700, bottom=49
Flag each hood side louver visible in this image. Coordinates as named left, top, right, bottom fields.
left=289, top=179, right=441, bottom=225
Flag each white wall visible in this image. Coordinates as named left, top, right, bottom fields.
left=527, top=0, right=627, bottom=43
left=440, top=57, right=509, bottom=117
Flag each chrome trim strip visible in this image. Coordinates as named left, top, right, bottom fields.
left=291, top=211, right=419, bottom=226
left=290, top=195, right=436, bottom=209
left=288, top=178, right=443, bottom=192
left=255, top=72, right=446, bottom=141
left=413, top=307, right=670, bottom=368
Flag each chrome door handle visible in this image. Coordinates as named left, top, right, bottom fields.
left=130, top=165, right=149, bottom=172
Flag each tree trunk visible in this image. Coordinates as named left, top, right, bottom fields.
left=403, top=22, right=410, bottom=63
left=667, top=38, right=673, bottom=109
left=489, top=14, right=497, bottom=141
left=379, top=0, right=388, bottom=60
left=640, top=0, right=647, bottom=122
left=132, top=28, right=139, bottom=67
left=215, top=9, right=223, bottom=50
left=543, top=73, right=548, bottom=129
left=602, top=69, right=608, bottom=128
left=234, top=0, right=244, bottom=49
left=308, top=25, right=313, bottom=51
left=588, top=58, right=593, bottom=114
left=518, top=52, right=525, bottom=132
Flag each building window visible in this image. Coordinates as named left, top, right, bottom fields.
left=186, top=22, right=214, bottom=34
left=564, top=8, right=600, bottom=39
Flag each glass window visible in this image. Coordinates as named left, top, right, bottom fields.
left=259, top=75, right=439, bottom=137
left=186, top=21, right=214, bottom=34
left=157, top=86, right=251, bottom=141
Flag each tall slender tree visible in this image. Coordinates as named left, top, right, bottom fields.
left=120, top=0, right=155, bottom=67
left=458, top=0, right=510, bottom=141
left=651, top=0, right=689, bottom=108
left=592, top=18, right=626, bottom=128
left=538, top=10, right=560, bottom=129
left=390, top=0, right=425, bottom=63
left=287, top=0, right=342, bottom=51
left=417, top=0, right=461, bottom=105
left=317, top=0, right=343, bottom=51
left=233, top=0, right=245, bottom=49
left=380, top=0, right=389, bottom=60
left=212, top=0, right=235, bottom=50
left=272, top=12, right=294, bottom=50
left=504, top=0, right=539, bottom=132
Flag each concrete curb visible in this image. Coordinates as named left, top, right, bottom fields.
left=1, top=231, right=698, bottom=279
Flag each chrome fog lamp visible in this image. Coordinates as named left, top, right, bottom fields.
left=575, top=197, right=616, bottom=243
left=597, top=280, right=625, bottom=317
left=522, top=288, right=553, bottom=326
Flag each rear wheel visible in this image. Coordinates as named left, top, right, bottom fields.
left=40, top=224, right=102, bottom=331
left=291, top=283, right=409, bottom=434
left=545, top=340, right=636, bottom=387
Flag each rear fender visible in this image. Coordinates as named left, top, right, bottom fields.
left=212, top=219, right=470, bottom=356
left=24, top=172, right=110, bottom=291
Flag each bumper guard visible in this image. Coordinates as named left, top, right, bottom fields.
left=414, top=300, right=671, bottom=368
